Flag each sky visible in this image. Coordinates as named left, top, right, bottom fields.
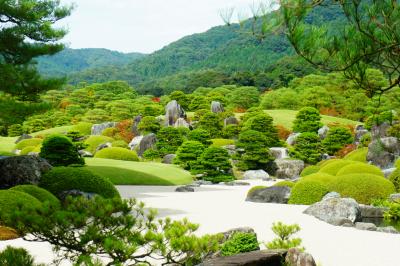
left=58, top=0, right=271, bottom=54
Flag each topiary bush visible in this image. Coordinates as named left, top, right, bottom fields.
left=273, top=181, right=295, bottom=188
left=175, top=141, right=205, bottom=170
left=14, top=138, right=43, bottom=150
left=137, top=116, right=161, bottom=134
left=112, top=140, right=128, bottom=148
left=292, top=107, right=323, bottom=133
left=329, top=174, right=395, bottom=204
left=292, top=132, right=322, bottom=164
left=220, top=232, right=259, bottom=257
left=322, top=127, right=354, bottom=155
left=156, top=127, right=185, bottom=156
left=39, top=134, right=84, bottom=166
left=73, top=122, right=93, bottom=136
left=9, top=185, right=59, bottom=204
left=247, top=186, right=267, bottom=197
left=7, top=124, right=23, bottom=137
left=0, top=190, right=42, bottom=225
left=188, top=128, right=212, bottom=146
left=101, top=127, right=119, bottom=137
left=20, top=146, right=36, bottom=155
left=301, top=173, right=335, bottom=186
left=94, top=147, right=139, bottom=161
left=288, top=180, right=329, bottom=205
left=389, top=169, right=400, bottom=192
left=84, top=135, right=114, bottom=154
left=344, top=147, right=368, bottom=162
left=300, top=165, right=320, bottom=177
left=40, top=167, right=120, bottom=199
left=319, top=159, right=353, bottom=175
left=242, top=113, right=280, bottom=147
left=336, top=163, right=384, bottom=177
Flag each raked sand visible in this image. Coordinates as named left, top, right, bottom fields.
left=2, top=180, right=400, bottom=266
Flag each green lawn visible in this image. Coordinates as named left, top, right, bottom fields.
left=85, top=158, right=193, bottom=186
left=0, top=137, right=17, bottom=153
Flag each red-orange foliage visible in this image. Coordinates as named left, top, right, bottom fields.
left=234, top=107, right=246, bottom=113
left=320, top=107, right=340, bottom=117
left=116, top=120, right=134, bottom=143
left=276, top=125, right=292, bottom=140
left=152, top=97, right=160, bottom=103
left=335, top=144, right=357, bottom=158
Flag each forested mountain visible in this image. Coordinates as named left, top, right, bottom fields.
left=37, top=48, right=146, bottom=77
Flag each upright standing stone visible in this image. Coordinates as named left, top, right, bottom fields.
left=165, top=100, right=185, bottom=126
left=138, top=133, right=157, bottom=156
left=131, top=115, right=142, bottom=136
left=211, top=101, right=224, bottom=113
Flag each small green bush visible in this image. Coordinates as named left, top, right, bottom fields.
left=175, top=141, right=205, bottom=170
left=389, top=169, right=400, bottom=192
left=336, top=163, right=384, bottom=177
left=292, top=132, right=322, bottom=164
left=112, top=140, right=128, bottom=148
left=301, top=173, right=335, bottom=186
left=247, top=186, right=267, bottom=197
left=292, top=107, right=323, bottom=133
left=265, top=222, right=303, bottom=250
left=39, top=134, right=84, bottom=166
left=40, top=167, right=120, bottom=199
left=203, top=175, right=234, bottom=184
left=142, top=149, right=161, bottom=161
left=73, top=122, right=93, bottom=135
left=94, top=147, right=139, bottom=161
left=101, top=127, right=118, bottom=137
left=300, top=165, right=320, bottom=177
left=188, top=129, right=212, bottom=146
left=344, top=148, right=368, bottom=162
left=0, top=246, right=38, bottom=266
left=319, top=160, right=353, bottom=176
left=7, top=124, right=23, bottom=137
left=330, top=174, right=395, bottom=204
left=9, top=185, right=59, bottom=205
left=0, top=190, right=42, bottom=225
left=20, top=146, right=36, bottom=155
left=273, top=181, right=295, bottom=188
left=84, top=135, right=114, bottom=153
left=383, top=202, right=400, bottom=221
left=211, top=138, right=235, bottom=147
left=289, top=180, right=329, bottom=205
left=322, top=127, right=354, bottom=155
left=14, top=138, right=43, bottom=150
left=220, top=232, right=259, bottom=256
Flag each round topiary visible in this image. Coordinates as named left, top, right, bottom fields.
left=389, top=169, right=400, bottom=192
left=292, top=107, right=323, bottom=133
left=9, top=185, right=59, bottom=204
left=0, top=190, right=42, bottom=225
left=84, top=135, right=114, bottom=154
left=288, top=180, right=329, bottom=205
left=273, top=181, right=295, bottom=188
left=330, top=174, right=395, bottom=204
left=101, top=127, right=118, bottom=137
left=319, top=160, right=353, bottom=176
left=300, top=165, right=320, bottom=177
left=247, top=186, right=267, bottom=197
left=39, top=134, right=84, bottom=167
left=301, top=173, right=335, bottom=186
left=14, top=138, right=43, bottom=150
left=73, top=122, right=93, bottom=135
left=40, top=167, right=120, bottom=199
left=292, top=132, right=322, bottom=164
left=321, top=127, right=354, bottom=155
left=336, top=163, right=384, bottom=177
left=94, top=147, right=139, bottom=161
left=111, top=140, right=128, bottom=148
left=317, top=159, right=341, bottom=167
left=344, top=148, right=368, bottom=162
left=20, top=146, right=36, bottom=155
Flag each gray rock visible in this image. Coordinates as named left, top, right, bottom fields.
left=15, top=134, right=33, bottom=144
left=78, top=150, right=93, bottom=158
left=0, top=156, right=52, bottom=189
left=318, top=126, right=330, bottom=140
left=285, top=248, right=317, bottom=266
left=193, top=180, right=213, bottom=186
left=175, top=186, right=195, bottom=192
left=389, top=193, right=400, bottom=203
left=224, top=116, right=238, bottom=127
left=355, top=222, right=377, bottom=231
left=270, top=147, right=289, bottom=159
left=224, top=181, right=250, bottom=186
left=342, top=223, right=354, bottom=227
left=286, top=133, right=301, bottom=146
left=304, top=198, right=361, bottom=224
left=27, top=152, right=39, bottom=156
left=95, top=142, right=112, bottom=153
left=322, top=192, right=341, bottom=201
left=359, top=204, right=387, bottom=218
left=327, top=217, right=354, bottom=226
left=367, top=137, right=399, bottom=169
left=174, top=117, right=190, bottom=128
left=131, top=115, right=142, bottom=136
left=59, top=190, right=97, bottom=201
left=383, top=168, right=396, bottom=178
left=165, top=100, right=185, bottom=126
left=355, top=125, right=369, bottom=144
left=274, top=159, right=304, bottom=179
left=371, top=123, right=390, bottom=139
left=200, top=250, right=286, bottom=266
left=222, top=145, right=236, bottom=155
left=243, top=170, right=269, bottom=180
left=246, top=186, right=291, bottom=204
left=377, top=226, right=399, bottom=234
left=138, top=133, right=157, bottom=156
left=381, top=137, right=400, bottom=153
left=128, top=135, right=144, bottom=150
left=211, top=101, right=224, bottom=113
left=162, top=154, right=176, bottom=164
left=91, top=122, right=117, bottom=135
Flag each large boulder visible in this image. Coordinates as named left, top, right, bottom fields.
left=0, top=156, right=52, bottom=189
left=165, top=100, right=185, bottom=126
left=246, top=186, right=291, bottom=204
left=285, top=248, right=317, bottom=266
left=138, top=133, right=157, bottom=156
left=286, top=133, right=301, bottom=146
left=95, top=142, right=112, bottom=153
left=224, top=116, right=238, bottom=127
left=274, top=159, right=304, bottom=179
left=367, top=137, right=400, bottom=169
left=129, top=135, right=144, bottom=150
left=354, top=125, right=369, bottom=144
left=243, top=170, right=269, bottom=180
left=162, top=154, right=176, bottom=164
left=175, top=186, right=194, bottom=192
left=211, top=101, right=224, bottom=113
left=318, top=126, right=330, bottom=140
left=371, top=123, right=390, bottom=139
left=270, top=147, right=289, bottom=159
left=200, top=250, right=286, bottom=266
left=15, top=134, right=33, bottom=144
left=304, top=197, right=361, bottom=224
left=131, top=114, right=142, bottom=136
left=91, top=122, right=117, bottom=135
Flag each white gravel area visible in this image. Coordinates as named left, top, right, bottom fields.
left=2, top=180, right=400, bottom=266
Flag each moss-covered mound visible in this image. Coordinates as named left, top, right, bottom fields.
left=9, top=185, right=59, bottom=204
left=273, top=181, right=295, bottom=188
left=247, top=186, right=267, bottom=197
left=288, top=180, right=329, bottom=205
left=389, top=169, right=400, bottom=192
left=329, top=174, right=395, bottom=204
left=40, top=167, right=120, bottom=199
left=0, top=190, right=42, bottom=225
left=301, top=173, right=335, bottom=186
left=94, top=147, right=139, bottom=161
left=319, top=160, right=353, bottom=176
left=317, top=158, right=341, bottom=167
left=20, top=146, right=36, bottom=155
left=344, top=148, right=368, bottom=162
left=14, top=138, right=42, bottom=150
left=336, top=163, right=383, bottom=177
left=300, top=165, right=320, bottom=177
left=84, top=135, right=114, bottom=153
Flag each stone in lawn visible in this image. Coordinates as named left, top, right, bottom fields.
left=96, top=142, right=112, bottom=153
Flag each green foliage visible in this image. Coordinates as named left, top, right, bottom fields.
left=94, top=147, right=139, bottom=161
left=111, top=140, right=128, bottom=149
left=300, top=165, right=320, bottom=177
left=389, top=169, right=400, bottom=192
left=211, top=138, right=235, bottom=147
left=226, top=86, right=260, bottom=109
left=40, top=167, right=120, bottom=199
left=383, top=202, right=400, bottom=222
left=247, top=186, right=267, bottom=197
left=101, top=127, right=118, bottom=137
left=11, top=196, right=222, bottom=265
left=336, top=163, right=384, bottom=177
left=388, top=123, right=400, bottom=139
left=73, top=122, right=93, bottom=135
left=242, top=113, right=280, bottom=147
left=14, top=138, right=43, bottom=150
left=222, top=124, right=240, bottom=139
left=301, top=173, right=335, bottom=186
left=203, top=175, right=234, bottom=183
left=265, top=222, right=303, bottom=250
left=292, top=132, right=322, bottom=164
left=344, top=148, right=368, bottom=162
left=330, top=174, right=395, bottom=204
left=319, top=159, right=353, bottom=176
left=292, top=107, right=323, bottom=133
left=322, top=127, right=354, bottom=155
left=220, top=232, right=259, bottom=256
left=359, top=133, right=372, bottom=148
left=9, top=185, right=59, bottom=205
left=142, top=149, right=161, bottom=161
left=39, top=134, right=84, bottom=166
left=289, top=180, right=329, bottom=205
left=20, top=146, right=36, bottom=155
left=137, top=116, right=161, bottom=134
left=197, top=112, right=223, bottom=138
left=175, top=141, right=205, bottom=170
left=273, top=181, right=295, bottom=188
left=84, top=135, right=114, bottom=154
left=156, top=127, right=185, bottom=156
left=197, top=147, right=232, bottom=181
left=0, top=246, right=41, bottom=266
left=7, top=124, right=23, bottom=137
left=188, top=128, right=212, bottom=146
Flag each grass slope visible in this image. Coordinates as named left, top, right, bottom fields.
left=85, top=158, right=193, bottom=186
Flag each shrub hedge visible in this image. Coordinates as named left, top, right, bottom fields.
left=40, top=167, right=120, bottom=199
left=94, top=147, right=139, bottom=161
left=0, top=190, right=42, bottom=225
left=319, top=160, right=353, bottom=176
left=14, top=138, right=42, bottom=150
left=389, top=169, right=400, bottom=192
left=9, top=185, right=59, bottom=204
left=336, top=163, right=384, bottom=177
left=344, top=148, right=368, bottom=162
left=300, top=166, right=320, bottom=177
left=288, top=180, right=329, bottom=205
left=84, top=135, right=114, bottom=153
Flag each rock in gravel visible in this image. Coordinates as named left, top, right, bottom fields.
left=285, top=248, right=317, bottom=266
left=175, top=186, right=195, bottom=192
left=355, top=222, right=377, bottom=231
left=243, top=170, right=269, bottom=180
left=246, top=186, right=291, bottom=204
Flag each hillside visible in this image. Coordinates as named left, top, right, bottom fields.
left=37, top=48, right=146, bottom=77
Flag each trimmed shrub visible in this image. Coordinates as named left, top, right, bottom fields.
left=222, top=124, right=240, bottom=139
left=322, top=127, right=354, bottom=155
left=292, top=107, right=322, bottom=133
left=84, top=135, right=114, bottom=153
left=203, top=175, right=234, bottom=183
left=220, top=232, right=259, bottom=257
left=175, top=141, right=205, bottom=170
left=137, top=116, right=161, bottom=134
left=300, top=165, right=320, bottom=177
left=301, top=173, right=335, bottom=186
left=289, top=180, right=329, bottom=205
left=156, top=127, right=185, bottom=156
left=197, top=147, right=232, bottom=177
left=73, top=122, right=93, bottom=135
left=389, top=169, right=400, bottom=192
left=359, top=133, right=372, bottom=148
left=188, top=129, right=212, bottom=146
left=112, top=140, right=128, bottom=148
left=292, top=132, right=322, bottom=164
left=39, top=134, right=84, bottom=166
left=14, top=138, right=42, bottom=150
left=273, top=181, right=295, bottom=188
left=101, top=127, right=118, bottom=137
left=336, top=163, right=384, bottom=177
left=197, top=111, right=223, bottom=138
left=20, top=146, right=36, bottom=155
left=344, top=148, right=368, bottom=162
left=0, top=246, right=37, bottom=266
left=94, top=147, right=139, bottom=161
left=211, top=138, right=235, bottom=147
left=142, top=148, right=161, bottom=161
left=7, top=124, right=23, bottom=137
left=40, top=167, right=120, bottom=199
left=242, top=113, right=280, bottom=147
left=319, top=160, right=353, bottom=175
left=247, top=186, right=267, bottom=197
left=329, top=174, right=395, bottom=204
left=0, top=190, right=42, bottom=225
left=9, top=185, right=59, bottom=204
